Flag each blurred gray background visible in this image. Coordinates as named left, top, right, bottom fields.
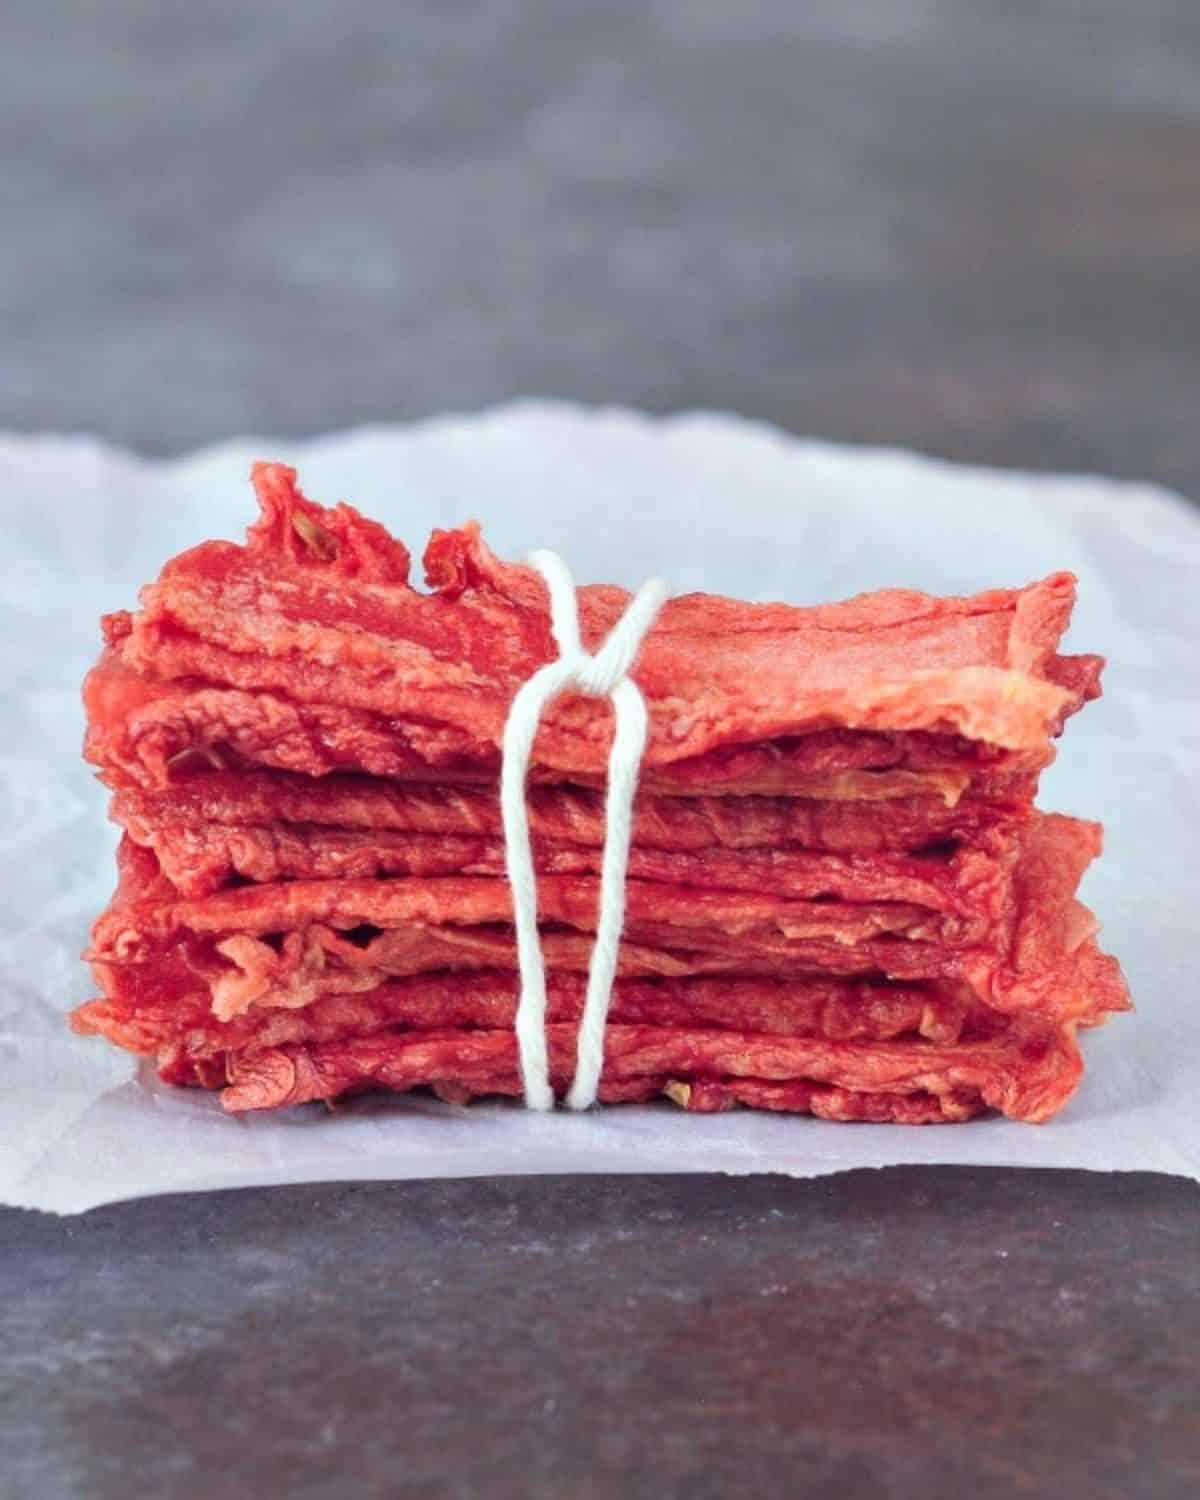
left=4, top=1, right=1200, bottom=488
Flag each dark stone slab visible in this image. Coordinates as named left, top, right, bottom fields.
left=3, top=1170, right=1198, bottom=1499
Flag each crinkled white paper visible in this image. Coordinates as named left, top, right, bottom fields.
left=2, top=401, right=1198, bottom=1214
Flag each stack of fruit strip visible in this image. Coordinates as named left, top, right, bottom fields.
left=73, top=465, right=1130, bottom=1121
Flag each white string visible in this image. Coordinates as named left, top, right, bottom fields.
left=500, top=550, right=668, bottom=1111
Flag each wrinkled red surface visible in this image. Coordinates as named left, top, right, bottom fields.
left=119, top=807, right=1019, bottom=906
left=87, top=658, right=1051, bottom=799
left=207, top=1018, right=1082, bottom=1122
left=112, top=769, right=1033, bottom=863
left=213, top=1053, right=986, bottom=1124
left=72, top=967, right=989, bottom=1063
left=89, top=917, right=1125, bottom=1034
left=85, top=815, right=1128, bottom=1028
left=72, top=464, right=1129, bottom=1126
left=84, top=463, right=1101, bottom=794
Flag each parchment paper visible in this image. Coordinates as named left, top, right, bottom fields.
left=2, top=401, right=1197, bottom=1214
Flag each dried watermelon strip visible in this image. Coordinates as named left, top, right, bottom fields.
left=91, top=867, right=955, bottom=957
left=118, top=811, right=1021, bottom=906
left=88, top=920, right=1125, bottom=1035
left=210, top=1019, right=1083, bottom=1122
left=165, top=1048, right=984, bottom=1124
left=85, top=463, right=1101, bottom=793
left=85, top=815, right=1126, bottom=1027
left=71, top=968, right=988, bottom=1066
left=663, top=1079, right=982, bottom=1123
left=86, top=658, right=1049, bottom=800
left=89, top=813, right=1086, bottom=961
left=111, top=769, right=1033, bottom=858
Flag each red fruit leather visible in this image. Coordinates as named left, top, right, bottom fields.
left=71, top=463, right=1129, bottom=1126
left=209, top=1018, right=1083, bottom=1123
left=85, top=816, right=1128, bottom=1028
left=84, top=463, right=1101, bottom=793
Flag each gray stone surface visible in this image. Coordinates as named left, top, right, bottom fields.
left=4, top=1172, right=1200, bottom=1500
left=3, top=2, right=1200, bottom=497
left=4, top=5, right=1200, bottom=1496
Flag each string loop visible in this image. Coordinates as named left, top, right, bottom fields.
left=500, top=551, right=667, bottom=1110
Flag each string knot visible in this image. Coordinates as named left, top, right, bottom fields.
left=500, top=549, right=668, bottom=1111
